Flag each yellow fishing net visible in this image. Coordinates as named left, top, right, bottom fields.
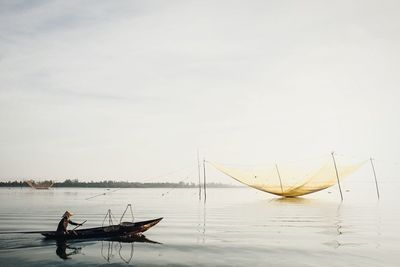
left=210, top=158, right=365, bottom=197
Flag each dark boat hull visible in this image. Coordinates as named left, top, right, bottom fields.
left=42, top=217, right=162, bottom=240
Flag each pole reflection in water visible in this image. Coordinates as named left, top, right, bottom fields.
left=101, top=240, right=134, bottom=264
left=55, top=235, right=161, bottom=264
left=196, top=200, right=207, bottom=244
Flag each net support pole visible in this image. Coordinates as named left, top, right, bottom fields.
left=370, top=157, right=380, bottom=200
left=203, top=159, right=207, bottom=202
left=197, top=150, right=202, bottom=201
left=331, top=152, right=343, bottom=201
left=275, top=164, right=284, bottom=194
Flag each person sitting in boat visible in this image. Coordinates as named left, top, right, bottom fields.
left=56, top=211, right=83, bottom=234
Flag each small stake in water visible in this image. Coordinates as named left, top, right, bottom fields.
left=197, top=150, right=202, bottom=200
left=370, top=157, right=380, bottom=200
left=275, top=164, right=284, bottom=194
left=331, top=152, right=343, bottom=201
left=203, top=158, right=207, bottom=202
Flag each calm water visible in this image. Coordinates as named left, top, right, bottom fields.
left=0, top=186, right=399, bottom=266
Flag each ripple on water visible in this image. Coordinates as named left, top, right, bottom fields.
left=0, top=187, right=399, bottom=267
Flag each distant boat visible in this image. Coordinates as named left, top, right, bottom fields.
left=25, top=180, right=54, bottom=190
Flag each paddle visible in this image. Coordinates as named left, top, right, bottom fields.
left=72, top=220, right=87, bottom=231
left=70, top=220, right=87, bottom=236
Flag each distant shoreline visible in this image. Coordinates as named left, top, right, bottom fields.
left=0, top=179, right=238, bottom=188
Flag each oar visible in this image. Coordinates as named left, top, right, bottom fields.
left=70, top=220, right=87, bottom=236
left=72, top=220, right=87, bottom=230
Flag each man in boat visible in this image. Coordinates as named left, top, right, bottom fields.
left=56, top=211, right=83, bottom=235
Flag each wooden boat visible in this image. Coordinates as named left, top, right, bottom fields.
left=26, top=180, right=54, bottom=190
left=41, top=217, right=162, bottom=240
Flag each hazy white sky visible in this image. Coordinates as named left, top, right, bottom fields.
left=1, top=0, right=399, bottom=183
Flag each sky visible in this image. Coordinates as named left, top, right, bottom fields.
left=0, top=0, right=399, bottom=183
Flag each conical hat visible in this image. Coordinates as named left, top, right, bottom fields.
left=63, top=211, right=74, bottom=217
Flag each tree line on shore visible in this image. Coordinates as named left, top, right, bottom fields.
left=0, top=179, right=237, bottom=188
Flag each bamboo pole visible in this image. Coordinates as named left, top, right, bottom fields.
left=197, top=150, right=202, bottom=200
left=203, top=158, right=207, bottom=202
left=370, top=157, right=380, bottom=200
left=275, top=164, right=284, bottom=194
left=331, top=152, right=343, bottom=201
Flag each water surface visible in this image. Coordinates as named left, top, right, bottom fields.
left=0, top=187, right=398, bottom=266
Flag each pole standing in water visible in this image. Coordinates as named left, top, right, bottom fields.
left=197, top=150, right=202, bottom=200
left=331, top=152, right=344, bottom=201
left=370, top=157, right=380, bottom=200
left=203, top=158, right=207, bottom=202
left=275, top=164, right=284, bottom=194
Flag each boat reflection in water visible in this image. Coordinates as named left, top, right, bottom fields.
left=55, top=235, right=161, bottom=264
